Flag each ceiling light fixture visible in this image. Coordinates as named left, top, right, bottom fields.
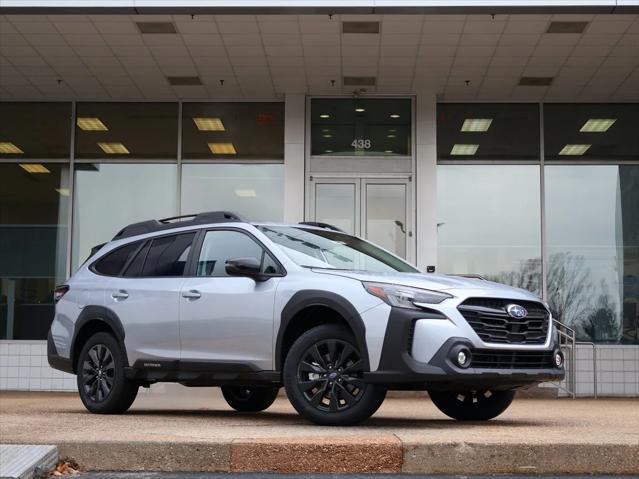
left=385, top=150, right=393, bottom=153
left=77, top=117, right=108, bottom=131
left=98, top=142, right=130, bottom=154
left=325, top=150, right=333, bottom=153
left=320, top=114, right=330, bottom=119
left=390, top=114, right=400, bottom=119
left=387, top=134, right=396, bottom=138
left=234, top=189, right=256, bottom=198
left=559, top=144, right=591, bottom=156
left=19, top=163, right=50, bottom=173
left=322, top=134, right=332, bottom=138
left=56, top=188, right=70, bottom=197
left=580, top=119, right=616, bottom=133
left=355, top=108, right=365, bottom=113
left=193, top=117, right=225, bottom=131
left=0, top=142, right=23, bottom=154
left=450, top=144, right=479, bottom=156
left=208, top=143, right=236, bottom=154
left=461, top=118, right=493, bottom=132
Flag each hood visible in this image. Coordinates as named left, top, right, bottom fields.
left=313, top=269, right=541, bottom=300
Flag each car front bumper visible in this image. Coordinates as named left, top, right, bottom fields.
left=364, top=307, right=565, bottom=391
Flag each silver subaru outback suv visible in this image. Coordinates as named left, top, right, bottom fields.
left=48, top=211, right=564, bottom=425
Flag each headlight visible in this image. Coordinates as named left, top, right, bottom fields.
left=363, top=282, right=452, bottom=309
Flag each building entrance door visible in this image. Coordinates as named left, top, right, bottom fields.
left=309, top=177, right=413, bottom=261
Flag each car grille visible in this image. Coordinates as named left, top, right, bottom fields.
left=470, top=349, right=554, bottom=369
left=458, top=298, right=549, bottom=345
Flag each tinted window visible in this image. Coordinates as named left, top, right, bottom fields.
left=94, top=242, right=142, bottom=276
left=196, top=230, right=278, bottom=277
left=142, top=233, right=195, bottom=277
left=122, top=241, right=150, bottom=278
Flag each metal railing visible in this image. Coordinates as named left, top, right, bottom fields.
left=553, top=319, right=597, bottom=398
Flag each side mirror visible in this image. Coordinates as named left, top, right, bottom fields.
left=225, top=257, right=266, bottom=281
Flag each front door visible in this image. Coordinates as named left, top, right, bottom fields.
left=309, top=177, right=413, bottom=261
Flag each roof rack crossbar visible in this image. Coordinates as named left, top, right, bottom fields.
left=112, top=211, right=246, bottom=240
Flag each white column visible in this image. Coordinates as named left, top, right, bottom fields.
left=283, top=93, right=306, bottom=223
left=415, top=92, right=438, bottom=272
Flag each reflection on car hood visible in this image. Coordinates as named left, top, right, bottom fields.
left=313, top=269, right=540, bottom=300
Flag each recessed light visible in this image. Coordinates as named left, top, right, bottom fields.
left=519, top=76, right=553, bottom=86
left=322, top=128, right=331, bottom=133
left=322, top=134, right=332, bottom=138
left=208, top=142, right=236, bottom=154
left=320, top=114, right=330, bottom=119
left=98, top=142, right=129, bottom=154
left=355, top=108, right=365, bottom=113
left=559, top=144, right=591, bottom=156
left=385, top=150, right=393, bottom=153
left=77, top=117, right=108, bottom=131
left=387, top=134, right=396, bottom=138
left=461, top=118, right=493, bottom=132
left=547, top=21, right=588, bottom=34
left=390, top=114, right=400, bottom=119
left=19, top=163, right=50, bottom=173
left=235, top=189, right=256, bottom=198
left=342, top=21, right=380, bottom=34
left=325, top=150, right=333, bottom=153
left=450, top=144, right=479, bottom=156
left=167, top=76, right=202, bottom=86
left=56, top=188, right=70, bottom=197
left=193, top=117, right=225, bottom=131
left=580, top=119, right=616, bottom=133
left=0, top=142, right=23, bottom=154
left=389, top=129, right=397, bottom=133
left=136, top=22, right=177, bottom=34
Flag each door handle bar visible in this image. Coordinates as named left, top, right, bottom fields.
left=182, top=290, right=201, bottom=300
left=111, top=290, right=129, bottom=300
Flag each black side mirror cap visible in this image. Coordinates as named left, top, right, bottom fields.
left=225, top=257, right=267, bottom=281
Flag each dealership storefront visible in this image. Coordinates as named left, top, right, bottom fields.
left=0, top=3, right=638, bottom=395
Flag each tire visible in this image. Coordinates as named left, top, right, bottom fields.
left=76, top=332, right=138, bottom=414
left=283, top=324, right=386, bottom=426
left=429, top=389, right=515, bottom=421
left=221, top=387, right=279, bottom=412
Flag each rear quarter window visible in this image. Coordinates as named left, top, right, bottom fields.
left=93, top=241, right=142, bottom=276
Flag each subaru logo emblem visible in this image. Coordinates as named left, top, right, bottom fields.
left=506, top=304, right=528, bottom=319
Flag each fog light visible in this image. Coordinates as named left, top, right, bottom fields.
left=457, top=350, right=468, bottom=367
left=554, top=351, right=564, bottom=367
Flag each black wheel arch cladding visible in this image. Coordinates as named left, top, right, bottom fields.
left=71, top=305, right=129, bottom=372
left=275, top=290, right=370, bottom=371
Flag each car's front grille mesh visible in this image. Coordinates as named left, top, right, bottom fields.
left=470, top=349, right=554, bottom=369
left=458, top=298, right=549, bottom=345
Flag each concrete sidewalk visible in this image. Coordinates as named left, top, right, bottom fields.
left=0, top=389, right=637, bottom=475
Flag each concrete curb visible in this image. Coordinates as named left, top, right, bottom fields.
left=54, top=440, right=639, bottom=474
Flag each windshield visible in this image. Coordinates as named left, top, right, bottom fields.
left=258, top=226, right=419, bottom=273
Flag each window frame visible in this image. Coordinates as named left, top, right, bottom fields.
left=90, top=240, right=146, bottom=277
left=188, top=227, right=287, bottom=279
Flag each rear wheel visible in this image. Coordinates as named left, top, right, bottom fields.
left=429, top=389, right=515, bottom=421
left=283, top=324, right=386, bottom=426
left=221, top=387, right=279, bottom=412
left=77, top=332, right=138, bottom=414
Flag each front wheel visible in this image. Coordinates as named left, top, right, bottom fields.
left=429, top=389, right=515, bottom=421
left=77, top=332, right=138, bottom=414
left=221, top=387, right=279, bottom=412
left=283, top=324, right=386, bottom=426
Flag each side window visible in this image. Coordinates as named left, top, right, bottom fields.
left=122, top=241, right=150, bottom=278
left=141, top=233, right=196, bottom=277
left=196, top=230, right=280, bottom=277
left=93, top=241, right=142, bottom=276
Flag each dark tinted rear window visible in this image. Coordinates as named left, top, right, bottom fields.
left=122, top=241, right=150, bottom=277
left=141, top=233, right=195, bottom=277
left=93, top=241, right=142, bottom=276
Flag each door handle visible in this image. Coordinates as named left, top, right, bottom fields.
left=182, top=290, right=201, bottom=300
left=111, top=290, right=129, bottom=301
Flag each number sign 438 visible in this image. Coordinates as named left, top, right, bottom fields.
left=351, top=139, right=371, bottom=149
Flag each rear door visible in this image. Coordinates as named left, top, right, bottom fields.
left=179, top=228, right=283, bottom=370
left=105, top=232, right=196, bottom=365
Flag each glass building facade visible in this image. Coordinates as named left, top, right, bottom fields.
left=1, top=100, right=637, bottom=357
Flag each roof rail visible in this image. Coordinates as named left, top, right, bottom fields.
left=298, top=221, right=345, bottom=233
left=112, top=211, right=246, bottom=240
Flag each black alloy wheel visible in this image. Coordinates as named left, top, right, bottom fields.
left=81, top=344, right=115, bottom=402
left=296, top=339, right=365, bottom=412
